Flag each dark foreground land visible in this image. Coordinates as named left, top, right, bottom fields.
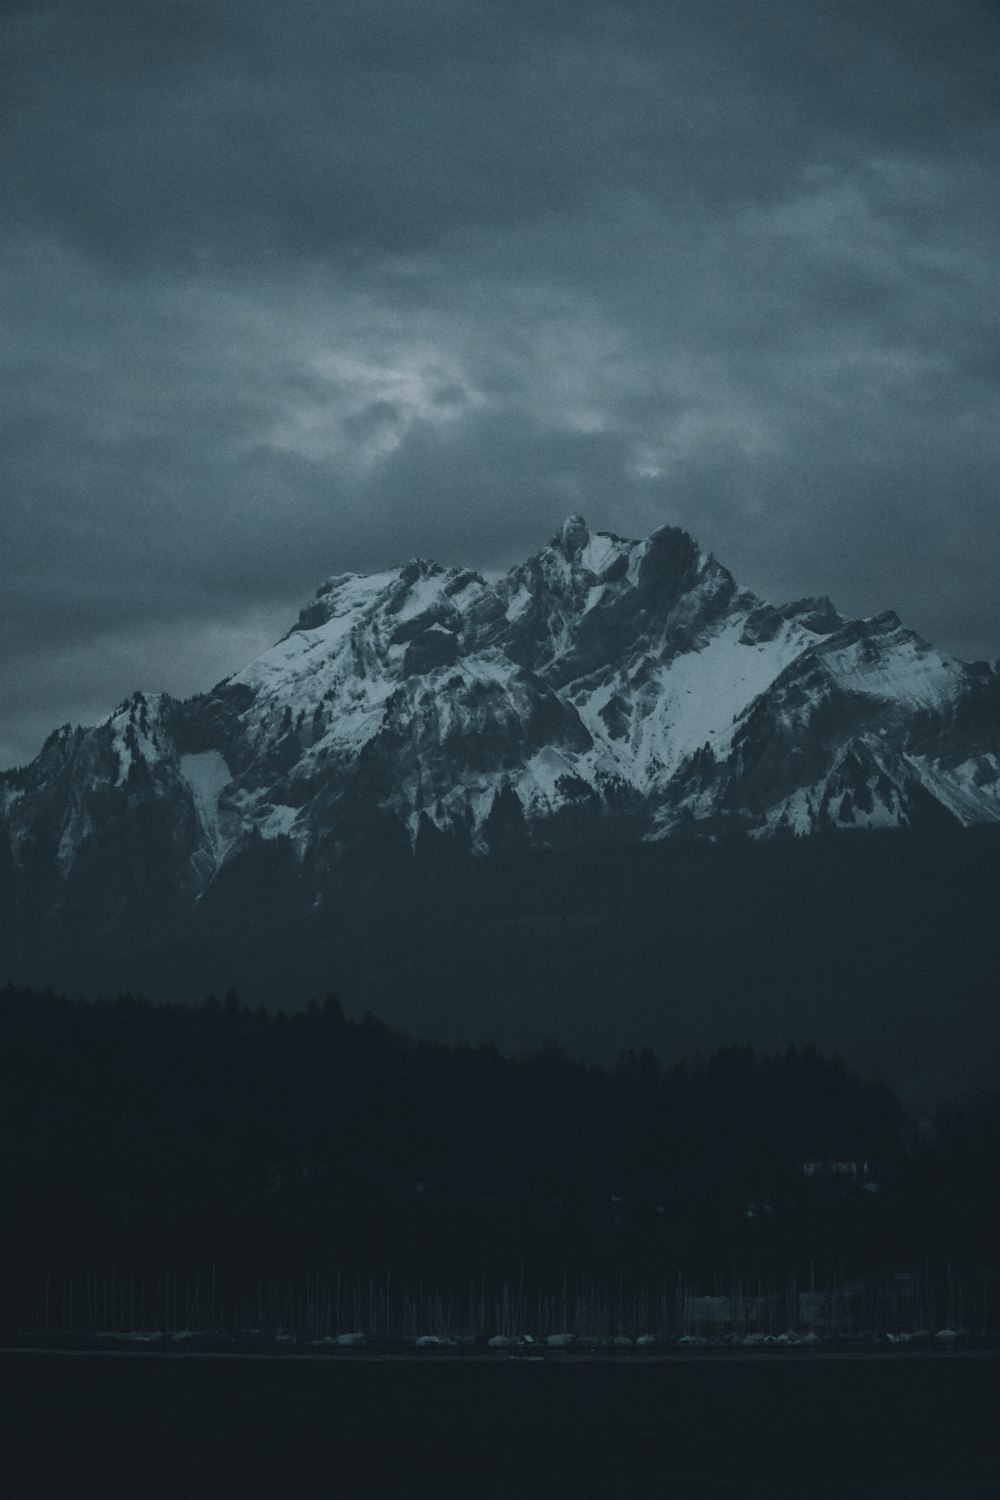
left=3, top=1349, right=999, bottom=1499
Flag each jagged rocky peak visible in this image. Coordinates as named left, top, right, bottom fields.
left=3, top=513, right=999, bottom=913
left=780, top=596, right=843, bottom=633
left=545, top=514, right=706, bottom=587
left=554, top=512, right=590, bottom=558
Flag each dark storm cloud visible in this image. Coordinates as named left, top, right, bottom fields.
left=2, top=0, right=998, bottom=765
left=6, top=2, right=996, bottom=268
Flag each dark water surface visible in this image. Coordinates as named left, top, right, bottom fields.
left=2, top=1350, right=998, bottom=1498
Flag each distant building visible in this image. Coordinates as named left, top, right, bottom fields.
left=800, top=1158, right=871, bottom=1181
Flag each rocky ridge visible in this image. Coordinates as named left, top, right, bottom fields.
left=3, top=516, right=999, bottom=911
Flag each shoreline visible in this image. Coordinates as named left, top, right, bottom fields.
left=5, top=1342, right=1000, bottom=1364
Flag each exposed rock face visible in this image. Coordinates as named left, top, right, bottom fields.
left=3, top=516, right=999, bottom=924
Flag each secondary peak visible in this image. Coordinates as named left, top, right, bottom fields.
left=555, top=514, right=590, bottom=558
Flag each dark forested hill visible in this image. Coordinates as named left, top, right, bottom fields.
left=3, top=984, right=998, bottom=1313
left=5, top=824, right=998, bottom=1107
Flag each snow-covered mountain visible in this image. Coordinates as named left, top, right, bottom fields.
left=6, top=515, right=1000, bottom=1093
left=4, top=515, right=1000, bottom=912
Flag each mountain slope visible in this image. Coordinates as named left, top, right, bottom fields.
left=4, top=515, right=1000, bottom=1096
left=3, top=516, right=999, bottom=915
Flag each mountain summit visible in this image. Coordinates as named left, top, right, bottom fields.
left=4, top=517, right=1000, bottom=909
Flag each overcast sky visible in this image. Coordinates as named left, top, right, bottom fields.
left=2, top=0, right=998, bottom=767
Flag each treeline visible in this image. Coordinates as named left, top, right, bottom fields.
left=1, top=983, right=998, bottom=1303
left=7, top=826, right=1000, bottom=1105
